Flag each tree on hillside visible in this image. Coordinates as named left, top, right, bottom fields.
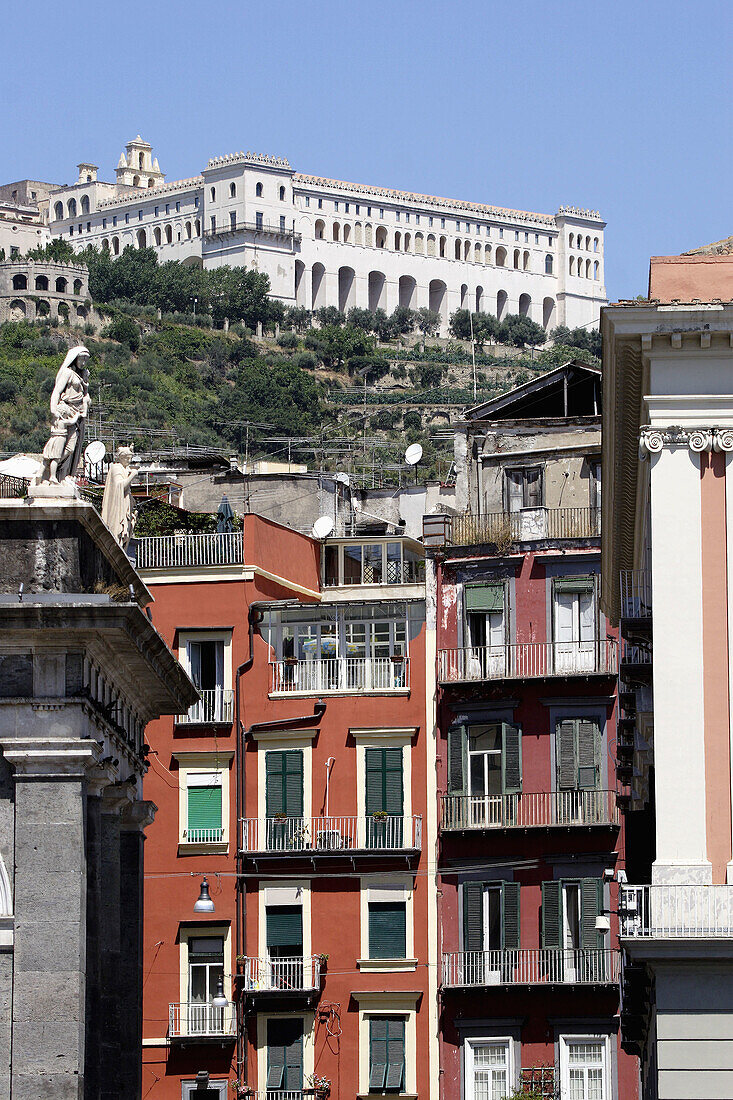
left=415, top=308, right=441, bottom=336
left=550, top=325, right=601, bottom=358
left=499, top=313, right=546, bottom=349
left=25, top=239, right=78, bottom=263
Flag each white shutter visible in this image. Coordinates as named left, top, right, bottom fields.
left=554, top=592, right=574, bottom=643
left=506, top=470, right=523, bottom=512
left=579, top=592, right=595, bottom=642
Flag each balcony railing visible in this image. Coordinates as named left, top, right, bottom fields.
left=442, top=948, right=619, bottom=987
left=168, top=1001, right=236, bottom=1038
left=270, top=656, right=409, bottom=694
left=181, top=826, right=224, bottom=845
left=450, top=507, right=600, bottom=547
left=438, top=640, right=617, bottom=683
left=240, top=814, right=422, bottom=854
left=520, top=1068, right=557, bottom=1100
left=240, top=955, right=321, bottom=993
left=204, top=219, right=301, bottom=244
left=135, top=531, right=243, bottom=570
left=620, top=570, right=652, bottom=619
left=621, top=884, right=733, bottom=938
left=177, top=688, right=234, bottom=725
left=441, top=790, right=619, bottom=831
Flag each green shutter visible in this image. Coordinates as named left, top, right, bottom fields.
left=502, top=882, right=520, bottom=950
left=370, top=1017, right=388, bottom=1090
left=554, top=577, right=594, bottom=593
left=581, top=878, right=602, bottom=949
left=577, top=721, right=599, bottom=789
left=447, top=724, right=467, bottom=794
left=384, top=748, right=403, bottom=815
left=266, top=906, right=303, bottom=949
left=462, top=882, right=484, bottom=952
left=541, top=881, right=562, bottom=949
left=266, top=750, right=303, bottom=817
left=284, top=750, right=304, bottom=815
left=284, top=1022, right=303, bottom=1091
left=385, top=1018, right=405, bottom=1091
left=557, top=720, right=577, bottom=790
left=369, top=902, right=407, bottom=959
left=502, top=723, right=522, bottom=794
left=465, top=583, right=504, bottom=613
left=187, top=785, right=222, bottom=832
left=365, top=747, right=403, bottom=814
left=268, top=1019, right=302, bottom=1092
left=366, top=748, right=383, bottom=815
left=266, top=751, right=285, bottom=817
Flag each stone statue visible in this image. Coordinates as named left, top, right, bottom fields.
left=34, top=346, right=91, bottom=491
left=102, top=446, right=137, bottom=549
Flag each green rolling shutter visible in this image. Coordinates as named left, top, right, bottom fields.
left=577, top=720, right=600, bottom=789
left=266, top=906, right=303, bottom=949
left=187, top=785, right=222, bottom=833
left=581, top=878, right=603, bottom=949
left=554, top=577, right=594, bottom=593
left=541, top=881, right=562, bottom=949
left=502, top=882, right=520, bottom=950
left=465, top=583, right=504, bottom=613
left=462, top=882, right=484, bottom=952
left=502, top=723, right=522, bottom=794
left=557, top=719, right=577, bottom=790
left=369, top=902, right=407, bottom=959
left=365, top=747, right=403, bottom=814
left=266, top=750, right=303, bottom=817
left=447, top=724, right=467, bottom=794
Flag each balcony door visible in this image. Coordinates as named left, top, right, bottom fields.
left=553, top=580, right=595, bottom=672
left=186, top=638, right=226, bottom=721
left=365, top=747, right=404, bottom=847
left=265, top=749, right=304, bottom=850
left=448, top=722, right=521, bottom=829
left=188, top=936, right=224, bottom=1035
left=463, top=880, right=520, bottom=984
left=465, top=582, right=506, bottom=678
left=556, top=718, right=601, bottom=823
left=468, top=726, right=503, bottom=827
left=267, top=1018, right=303, bottom=1094
left=266, top=905, right=304, bottom=991
left=542, top=878, right=603, bottom=981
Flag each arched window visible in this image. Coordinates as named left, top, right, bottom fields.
left=312, top=262, right=326, bottom=309
left=497, top=289, right=508, bottom=320
left=102, top=238, right=109, bottom=250
left=154, top=227, right=162, bottom=245
left=137, top=228, right=146, bottom=248
left=230, top=182, right=236, bottom=198
left=523, top=251, right=530, bottom=270
left=399, top=275, right=416, bottom=309
left=81, top=195, right=90, bottom=214
left=404, top=233, right=411, bottom=252
left=344, top=224, right=351, bottom=243
left=475, top=286, right=483, bottom=312
left=518, top=293, right=531, bottom=317
left=577, top=255, right=583, bottom=275
left=166, top=225, right=173, bottom=244
left=569, top=257, right=575, bottom=275
left=55, top=277, right=67, bottom=292
left=415, top=232, right=424, bottom=255
left=460, top=283, right=468, bottom=308
left=315, top=219, right=325, bottom=239
left=12, top=274, right=27, bottom=290
left=132, top=175, right=140, bottom=188
left=395, top=231, right=402, bottom=251
left=112, top=236, right=120, bottom=255
left=513, top=249, right=520, bottom=269
left=594, top=260, right=599, bottom=280
left=545, top=254, right=553, bottom=275
left=376, top=226, right=387, bottom=249
left=73, top=279, right=82, bottom=295
left=147, top=179, right=155, bottom=188
left=454, top=239, right=461, bottom=260
left=333, top=222, right=340, bottom=242
left=464, top=240, right=471, bottom=261
left=368, top=270, right=386, bottom=311
left=355, top=222, right=363, bottom=246
left=569, top=233, right=575, bottom=248
left=474, top=243, right=481, bottom=263
left=365, top=223, right=373, bottom=247
left=54, top=201, right=63, bottom=220
left=36, top=299, right=50, bottom=317
left=439, top=235, right=446, bottom=258
left=495, top=246, right=506, bottom=267
left=427, top=234, right=436, bottom=257
left=484, top=244, right=492, bottom=264
left=255, top=182, right=263, bottom=197
left=195, top=219, right=201, bottom=236
left=186, top=221, right=192, bottom=239
left=68, top=198, right=77, bottom=218
left=279, top=185, right=286, bottom=201
left=429, top=279, right=447, bottom=321
left=543, top=297, right=555, bottom=330
left=594, top=238, right=599, bottom=252
left=585, top=236, right=591, bottom=250
left=586, top=259, right=591, bottom=278
left=210, top=186, right=216, bottom=201
left=35, top=275, right=49, bottom=291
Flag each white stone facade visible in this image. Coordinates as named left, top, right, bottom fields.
left=48, top=139, right=607, bottom=332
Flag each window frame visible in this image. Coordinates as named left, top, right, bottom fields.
left=356, top=996, right=419, bottom=1097
left=464, top=1036, right=515, bottom=1100
left=360, top=877, right=414, bottom=968
left=324, top=540, right=424, bottom=588
left=175, top=752, right=232, bottom=852
left=504, top=464, right=544, bottom=511
left=559, top=1033, right=610, bottom=1100
left=257, top=1011, right=315, bottom=1096
left=179, top=923, right=232, bottom=1012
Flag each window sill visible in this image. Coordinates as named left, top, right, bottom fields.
left=357, top=958, right=418, bottom=972
left=177, top=841, right=229, bottom=856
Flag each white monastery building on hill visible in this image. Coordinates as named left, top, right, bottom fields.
left=47, top=136, right=607, bottom=331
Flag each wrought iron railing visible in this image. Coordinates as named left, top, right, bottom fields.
left=621, top=884, right=733, bottom=937
left=442, top=948, right=619, bottom=987
left=438, top=640, right=617, bottom=683
left=240, top=955, right=321, bottom=993
left=270, top=656, right=409, bottom=694
left=204, top=220, right=301, bottom=243
left=520, top=1068, right=557, bottom=1099
left=135, top=531, right=243, bottom=569
left=0, top=474, right=29, bottom=498
left=177, top=687, right=234, bottom=725
left=620, top=570, right=652, bottom=618
left=450, top=507, right=600, bottom=546
left=240, top=814, right=421, bottom=854
left=168, top=1001, right=235, bottom=1038
left=441, top=790, right=618, bottom=831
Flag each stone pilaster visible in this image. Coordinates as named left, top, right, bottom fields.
left=99, top=783, right=133, bottom=1100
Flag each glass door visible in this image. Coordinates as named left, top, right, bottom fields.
left=468, top=725, right=503, bottom=827
left=188, top=936, right=224, bottom=1034
left=554, top=587, right=595, bottom=673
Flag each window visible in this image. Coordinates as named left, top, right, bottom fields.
left=230, top=211, right=236, bottom=229
left=467, top=1039, right=512, bottom=1100
left=255, top=211, right=264, bottom=230
left=195, top=196, right=199, bottom=208
left=165, top=203, right=170, bottom=215
left=305, top=195, right=310, bottom=207
left=553, top=579, right=596, bottom=671
left=112, top=216, right=117, bottom=227
left=505, top=466, right=543, bottom=510
left=556, top=719, right=600, bottom=790
left=369, top=1017, right=405, bottom=1092
left=561, top=1038, right=608, bottom=1100
left=545, top=253, right=554, bottom=275
left=318, top=198, right=323, bottom=209
left=448, top=723, right=522, bottom=825
left=280, top=215, right=286, bottom=230
left=9, top=246, right=19, bottom=258
left=440, top=217, right=446, bottom=229
left=182, top=1081, right=227, bottom=1099
left=326, top=541, right=423, bottom=587
left=187, top=935, right=225, bottom=1034
left=535, top=233, right=540, bottom=244
left=267, top=1019, right=303, bottom=1092
left=125, top=212, right=129, bottom=224
left=210, top=216, right=216, bottom=232
left=182, top=636, right=229, bottom=723
left=589, top=460, right=601, bottom=512
left=11, top=274, right=27, bottom=291
left=379, top=208, right=384, bottom=218
left=499, top=227, right=503, bottom=239
left=345, top=203, right=350, bottom=213
left=366, top=747, right=403, bottom=817
left=102, top=217, right=107, bottom=228
left=542, top=879, right=603, bottom=977
left=462, top=880, right=520, bottom=979
left=266, top=903, right=303, bottom=986
left=369, top=897, right=406, bottom=959
left=335, top=201, right=339, bottom=212
left=176, top=200, right=181, bottom=212
left=265, top=749, right=304, bottom=844
left=185, top=772, right=222, bottom=844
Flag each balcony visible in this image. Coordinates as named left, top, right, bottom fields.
left=442, top=948, right=619, bottom=987
left=176, top=687, right=234, bottom=726
left=204, top=219, right=301, bottom=245
left=135, top=531, right=243, bottom=570
left=240, top=955, right=321, bottom=995
left=446, top=507, right=601, bottom=547
left=621, top=884, right=733, bottom=938
left=441, top=790, right=619, bottom=832
left=438, top=640, right=617, bottom=684
left=620, top=570, right=652, bottom=622
left=240, top=814, right=422, bottom=855
left=270, top=656, right=409, bottom=696
left=168, top=1001, right=236, bottom=1040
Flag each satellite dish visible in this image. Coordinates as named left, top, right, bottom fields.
left=405, top=443, right=423, bottom=466
left=312, top=515, right=334, bottom=540
left=85, top=440, right=106, bottom=464
left=335, top=472, right=350, bottom=487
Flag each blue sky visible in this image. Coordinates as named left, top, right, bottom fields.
left=3, top=0, right=731, bottom=305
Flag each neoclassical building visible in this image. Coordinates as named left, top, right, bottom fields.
left=47, top=137, right=607, bottom=332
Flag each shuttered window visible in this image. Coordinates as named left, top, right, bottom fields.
left=465, top=583, right=504, bottom=613
left=369, top=1016, right=405, bottom=1092
left=447, top=724, right=467, bottom=794
left=187, top=784, right=222, bottom=839
left=542, top=879, right=602, bottom=950
left=556, top=719, right=600, bottom=790
left=448, top=723, right=522, bottom=795
left=462, top=881, right=520, bottom=951
left=267, top=1018, right=303, bottom=1092
left=365, top=748, right=403, bottom=815
left=266, top=905, right=303, bottom=950
left=369, top=902, right=407, bottom=959
left=265, top=750, right=304, bottom=817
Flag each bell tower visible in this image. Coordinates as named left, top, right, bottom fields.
left=115, top=135, right=165, bottom=189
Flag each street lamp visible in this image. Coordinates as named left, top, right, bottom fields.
left=194, top=876, right=215, bottom=913
left=212, top=974, right=228, bottom=1007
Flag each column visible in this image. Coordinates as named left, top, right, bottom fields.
left=1, top=737, right=99, bottom=1100
left=118, top=801, right=156, bottom=1099
left=99, top=784, right=133, bottom=1100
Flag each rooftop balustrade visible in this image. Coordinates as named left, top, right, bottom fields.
left=168, top=1001, right=236, bottom=1039
left=446, top=507, right=601, bottom=547
left=240, top=814, right=421, bottom=855
left=204, top=219, right=301, bottom=244
left=438, top=639, right=617, bottom=684
left=441, top=790, right=619, bottom=832
left=621, top=884, right=733, bottom=938
left=442, top=948, right=619, bottom=987
left=135, top=530, right=243, bottom=570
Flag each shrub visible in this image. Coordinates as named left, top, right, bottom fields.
left=403, top=411, right=422, bottom=431
left=276, top=331, right=299, bottom=349
left=293, top=350, right=318, bottom=370
left=103, top=315, right=140, bottom=350
left=316, top=306, right=345, bottom=327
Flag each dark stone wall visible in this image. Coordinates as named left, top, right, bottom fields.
left=0, top=519, right=124, bottom=595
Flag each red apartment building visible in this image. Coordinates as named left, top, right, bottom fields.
left=425, top=364, right=638, bottom=1100
left=137, top=514, right=434, bottom=1100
